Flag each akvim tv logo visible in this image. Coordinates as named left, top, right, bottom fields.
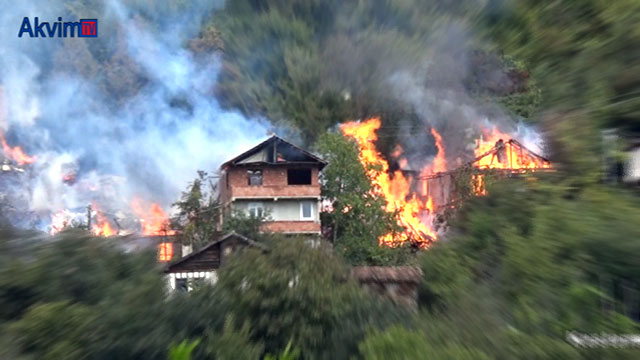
left=19, top=17, right=98, bottom=38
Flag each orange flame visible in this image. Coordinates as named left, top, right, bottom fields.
left=131, top=198, right=175, bottom=236
left=474, top=126, right=550, bottom=170
left=428, top=128, right=447, bottom=173
left=91, top=205, right=115, bottom=236
left=341, top=119, right=551, bottom=247
left=341, top=118, right=437, bottom=247
left=158, top=242, right=174, bottom=262
left=0, top=133, right=36, bottom=165
left=472, top=174, right=487, bottom=196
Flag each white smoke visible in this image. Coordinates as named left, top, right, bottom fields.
left=0, top=0, right=269, bottom=229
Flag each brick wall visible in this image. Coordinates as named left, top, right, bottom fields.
left=261, top=221, right=321, bottom=233
left=220, top=166, right=321, bottom=201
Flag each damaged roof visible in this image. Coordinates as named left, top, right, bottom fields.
left=472, top=138, right=551, bottom=168
left=221, top=135, right=327, bottom=170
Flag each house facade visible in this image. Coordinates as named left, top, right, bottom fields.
left=218, top=135, right=326, bottom=235
left=623, top=140, right=640, bottom=185
left=165, top=232, right=267, bottom=292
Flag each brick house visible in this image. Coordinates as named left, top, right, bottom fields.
left=218, top=135, right=326, bottom=235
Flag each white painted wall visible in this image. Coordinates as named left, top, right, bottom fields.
left=167, top=271, right=217, bottom=292
left=624, top=147, right=640, bottom=183
left=232, top=199, right=320, bottom=222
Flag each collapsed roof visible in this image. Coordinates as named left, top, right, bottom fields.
left=471, top=138, right=551, bottom=170
left=221, top=135, right=327, bottom=170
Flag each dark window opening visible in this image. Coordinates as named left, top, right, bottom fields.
left=287, top=169, right=312, bottom=185
left=248, top=170, right=263, bottom=186
left=176, top=278, right=188, bottom=293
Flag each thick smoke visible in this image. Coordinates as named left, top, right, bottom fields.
left=0, top=0, right=268, bottom=229
left=386, top=23, right=546, bottom=170
left=319, top=16, right=546, bottom=170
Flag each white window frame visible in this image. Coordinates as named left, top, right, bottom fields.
left=300, top=201, right=314, bottom=220
left=248, top=202, right=264, bottom=218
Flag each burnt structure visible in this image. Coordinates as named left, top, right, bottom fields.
left=218, top=135, right=326, bottom=235
left=419, top=139, right=552, bottom=210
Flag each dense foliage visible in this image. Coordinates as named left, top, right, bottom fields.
left=171, top=171, right=221, bottom=250
left=0, top=230, right=407, bottom=360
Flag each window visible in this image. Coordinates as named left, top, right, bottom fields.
left=287, top=168, right=311, bottom=185
left=174, top=272, right=210, bottom=293
left=158, top=242, right=173, bottom=262
left=300, top=201, right=313, bottom=220
left=175, top=278, right=188, bottom=293
left=247, top=169, right=262, bottom=186
left=248, top=202, right=264, bottom=218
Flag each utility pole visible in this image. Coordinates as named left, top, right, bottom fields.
left=86, top=204, right=92, bottom=231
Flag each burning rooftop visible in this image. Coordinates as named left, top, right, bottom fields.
left=341, top=117, right=552, bottom=248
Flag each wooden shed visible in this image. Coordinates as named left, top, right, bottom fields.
left=164, top=232, right=267, bottom=292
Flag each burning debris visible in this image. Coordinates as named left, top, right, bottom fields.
left=49, top=199, right=175, bottom=238
left=1, top=132, right=35, bottom=174
left=342, top=117, right=552, bottom=248
left=0, top=0, right=268, bottom=240
left=49, top=198, right=175, bottom=236
left=0, top=134, right=36, bottom=166
left=473, top=127, right=551, bottom=170
left=341, top=118, right=439, bottom=247
left=130, top=198, right=176, bottom=236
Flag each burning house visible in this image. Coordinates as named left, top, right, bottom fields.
left=341, top=117, right=552, bottom=248
left=218, top=135, right=326, bottom=235
left=420, top=136, right=552, bottom=206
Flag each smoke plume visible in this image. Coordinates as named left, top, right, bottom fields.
left=0, top=0, right=268, bottom=229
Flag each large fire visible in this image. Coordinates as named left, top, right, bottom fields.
left=49, top=199, right=174, bottom=237
left=342, top=117, right=551, bottom=248
left=427, top=128, right=447, bottom=173
left=1, top=133, right=36, bottom=165
left=131, top=198, right=176, bottom=236
left=341, top=118, right=439, bottom=247
left=474, top=126, right=551, bottom=170
left=91, top=203, right=116, bottom=236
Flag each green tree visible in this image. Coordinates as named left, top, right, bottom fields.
left=214, top=237, right=408, bottom=358
left=201, top=317, right=263, bottom=360
left=221, top=209, right=270, bottom=240
left=168, top=339, right=200, bottom=360
left=8, top=301, right=95, bottom=360
left=316, top=132, right=411, bottom=265
left=171, top=171, right=220, bottom=249
left=359, top=325, right=491, bottom=360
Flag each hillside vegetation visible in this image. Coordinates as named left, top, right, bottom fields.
left=1, top=0, right=639, bottom=359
